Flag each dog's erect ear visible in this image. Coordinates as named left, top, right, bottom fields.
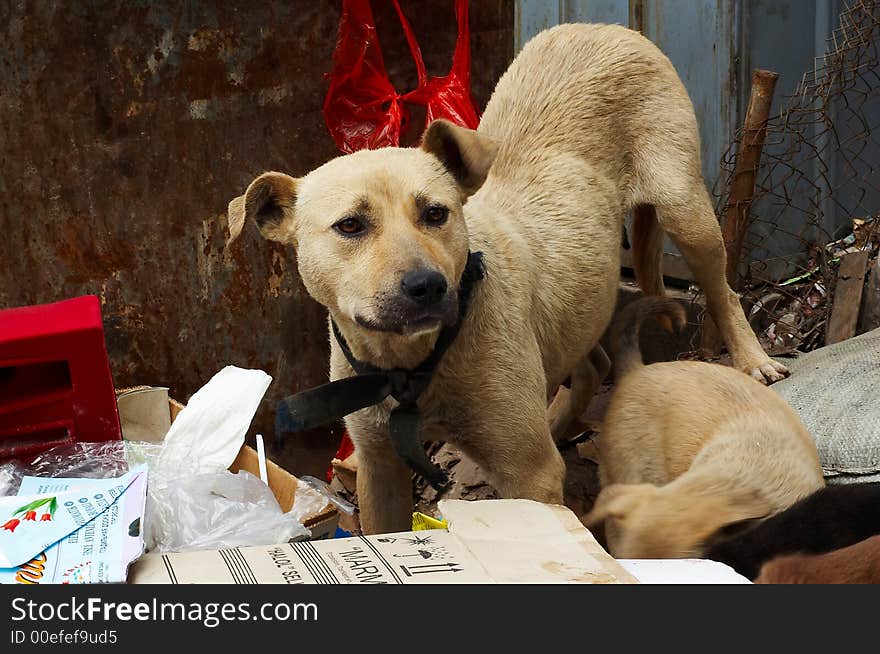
left=227, top=172, right=299, bottom=245
left=583, top=484, right=656, bottom=527
left=421, top=119, right=498, bottom=197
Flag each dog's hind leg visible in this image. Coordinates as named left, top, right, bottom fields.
left=548, top=345, right=611, bottom=442
left=653, top=187, right=788, bottom=383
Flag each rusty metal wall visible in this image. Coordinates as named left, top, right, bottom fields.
left=0, top=0, right=513, bottom=475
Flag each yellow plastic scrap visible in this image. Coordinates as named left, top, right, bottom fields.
left=412, top=512, right=448, bottom=531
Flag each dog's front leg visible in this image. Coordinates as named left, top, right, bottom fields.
left=472, top=427, right=566, bottom=504
left=354, top=437, right=413, bottom=535
left=463, top=379, right=567, bottom=505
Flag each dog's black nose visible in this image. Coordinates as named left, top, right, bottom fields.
left=401, top=269, right=448, bottom=306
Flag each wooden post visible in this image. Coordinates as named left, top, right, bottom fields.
left=629, top=0, right=645, bottom=33
left=858, top=255, right=880, bottom=334
left=827, top=250, right=871, bottom=345
left=722, top=69, right=779, bottom=289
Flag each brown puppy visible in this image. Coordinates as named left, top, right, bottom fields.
left=228, top=24, right=787, bottom=534
left=585, top=297, right=823, bottom=558
left=757, top=535, right=880, bottom=584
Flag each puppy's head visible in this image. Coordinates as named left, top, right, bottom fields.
left=228, top=120, right=498, bottom=336
left=585, top=484, right=770, bottom=559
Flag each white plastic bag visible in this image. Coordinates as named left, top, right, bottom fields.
left=144, top=366, right=311, bottom=552
left=290, top=482, right=332, bottom=525
left=157, top=366, right=272, bottom=475
left=149, top=469, right=308, bottom=552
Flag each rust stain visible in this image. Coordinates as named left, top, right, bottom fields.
left=266, top=250, right=285, bottom=298
left=0, top=0, right=513, bottom=477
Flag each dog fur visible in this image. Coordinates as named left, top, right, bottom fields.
left=707, top=482, right=880, bottom=580
left=584, top=297, right=823, bottom=558
left=228, top=24, right=788, bottom=534
left=756, top=535, right=880, bottom=584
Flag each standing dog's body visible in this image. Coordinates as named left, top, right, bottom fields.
left=585, top=298, right=823, bottom=558
left=229, top=24, right=786, bottom=534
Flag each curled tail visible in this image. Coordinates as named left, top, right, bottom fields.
left=611, top=297, right=686, bottom=381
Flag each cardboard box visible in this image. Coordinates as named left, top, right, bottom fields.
left=129, top=499, right=639, bottom=584
left=228, top=444, right=338, bottom=540
left=117, top=387, right=338, bottom=540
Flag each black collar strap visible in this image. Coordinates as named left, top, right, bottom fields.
left=275, top=251, right=486, bottom=490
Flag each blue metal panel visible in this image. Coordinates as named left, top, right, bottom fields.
left=562, top=0, right=629, bottom=24
left=745, top=0, right=822, bottom=114
left=515, top=0, right=629, bottom=51
left=514, top=1, right=563, bottom=51
left=641, top=0, right=740, bottom=192
left=742, top=0, right=878, bottom=261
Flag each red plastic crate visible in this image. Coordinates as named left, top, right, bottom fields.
left=0, top=295, right=122, bottom=459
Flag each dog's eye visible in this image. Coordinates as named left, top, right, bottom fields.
left=423, top=205, right=449, bottom=226
left=334, top=217, right=365, bottom=236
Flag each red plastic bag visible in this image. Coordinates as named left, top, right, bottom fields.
left=323, top=1, right=480, bottom=476
left=399, top=0, right=480, bottom=131
left=324, top=0, right=479, bottom=153
left=326, top=431, right=356, bottom=483
left=322, top=0, right=407, bottom=152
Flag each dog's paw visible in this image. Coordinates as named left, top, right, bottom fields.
left=746, top=359, right=790, bottom=385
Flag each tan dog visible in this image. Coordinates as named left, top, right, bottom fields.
left=228, top=24, right=788, bottom=535
left=585, top=297, right=824, bottom=558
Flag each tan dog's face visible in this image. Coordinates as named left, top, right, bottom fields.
left=228, top=120, right=498, bottom=336
left=586, top=484, right=769, bottom=558
left=291, top=149, right=468, bottom=334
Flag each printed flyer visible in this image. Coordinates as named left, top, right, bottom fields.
left=0, top=467, right=147, bottom=584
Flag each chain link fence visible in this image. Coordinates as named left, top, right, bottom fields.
left=712, top=0, right=880, bottom=353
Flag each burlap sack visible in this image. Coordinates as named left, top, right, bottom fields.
left=772, top=328, right=880, bottom=484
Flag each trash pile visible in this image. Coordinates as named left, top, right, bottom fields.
left=743, top=215, right=879, bottom=354
left=0, top=457, right=147, bottom=584
left=0, top=293, right=339, bottom=584
left=0, top=365, right=339, bottom=583
left=139, top=367, right=313, bottom=552
left=744, top=265, right=830, bottom=354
